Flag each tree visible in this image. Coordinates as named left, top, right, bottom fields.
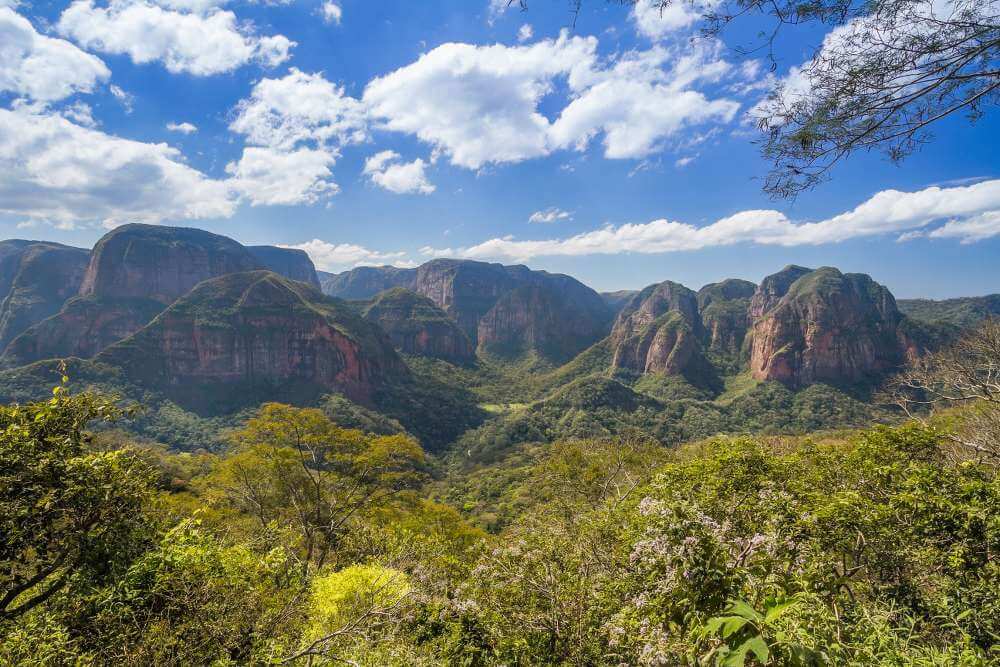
left=509, top=0, right=999, bottom=197
left=0, top=386, right=153, bottom=621
left=889, top=319, right=1000, bottom=461
left=203, top=403, right=427, bottom=574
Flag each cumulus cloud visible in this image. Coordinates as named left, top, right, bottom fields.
left=57, top=1, right=294, bottom=76
left=226, top=146, right=338, bottom=206
left=320, top=1, right=341, bottom=24
left=281, top=239, right=414, bottom=272
left=517, top=23, right=533, bottom=42
left=363, top=150, right=435, bottom=195
left=230, top=68, right=367, bottom=150
left=228, top=69, right=368, bottom=204
left=166, top=121, right=197, bottom=133
left=364, top=32, right=744, bottom=169
left=529, top=207, right=571, bottom=224
left=418, top=180, right=1000, bottom=261
left=631, top=0, right=705, bottom=41
left=0, top=107, right=236, bottom=228
left=0, top=7, right=109, bottom=103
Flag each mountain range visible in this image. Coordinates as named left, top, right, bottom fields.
left=0, top=223, right=995, bottom=453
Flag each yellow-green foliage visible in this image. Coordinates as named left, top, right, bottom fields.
left=308, top=564, right=410, bottom=639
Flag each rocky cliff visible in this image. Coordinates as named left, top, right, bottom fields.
left=362, top=288, right=475, bottom=363
left=319, top=266, right=416, bottom=299
left=80, top=223, right=263, bottom=303
left=0, top=242, right=89, bottom=351
left=609, top=281, right=706, bottom=376
left=748, top=267, right=907, bottom=387
left=248, top=246, right=321, bottom=288
left=5, top=225, right=266, bottom=367
left=697, top=279, right=757, bottom=364
left=98, top=271, right=405, bottom=411
left=748, top=265, right=812, bottom=320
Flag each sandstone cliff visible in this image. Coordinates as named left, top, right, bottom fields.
left=0, top=242, right=89, bottom=351
left=609, top=281, right=706, bottom=376
left=319, top=266, right=416, bottom=299
left=697, top=278, right=756, bottom=365
left=362, top=288, right=475, bottom=363
left=248, top=246, right=321, bottom=288
left=748, top=267, right=906, bottom=386
left=80, top=223, right=262, bottom=303
left=98, top=271, right=405, bottom=411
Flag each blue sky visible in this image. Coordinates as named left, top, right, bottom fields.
left=1, top=0, right=997, bottom=298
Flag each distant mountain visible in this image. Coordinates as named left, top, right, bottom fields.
left=600, top=290, right=639, bottom=312
left=326, top=259, right=613, bottom=363
left=3, top=224, right=264, bottom=366
left=697, top=279, right=756, bottom=369
left=748, top=266, right=912, bottom=387
left=247, top=246, right=321, bottom=288
left=898, top=294, right=1000, bottom=329
left=98, top=271, right=406, bottom=413
left=362, top=288, right=474, bottom=364
left=0, top=241, right=89, bottom=350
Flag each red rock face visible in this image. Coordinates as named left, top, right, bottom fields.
left=362, top=288, right=475, bottom=363
left=0, top=243, right=89, bottom=351
left=79, top=224, right=262, bottom=304
left=748, top=265, right=812, bottom=320
left=477, top=283, right=611, bottom=363
left=99, top=272, right=405, bottom=409
left=609, top=281, right=704, bottom=375
left=749, top=267, right=906, bottom=386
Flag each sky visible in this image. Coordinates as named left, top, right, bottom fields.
left=0, top=0, right=997, bottom=298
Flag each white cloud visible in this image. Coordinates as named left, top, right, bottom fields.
left=631, top=0, right=704, bottom=40
left=0, top=107, right=236, bottom=228
left=61, top=101, right=97, bottom=127
left=109, top=84, right=134, bottom=112
left=363, top=150, right=435, bottom=195
left=549, top=43, right=739, bottom=159
left=320, top=1, right=341, bottom=24
left=517, top=23, right=533, bottom=42
left=364, top=32, right=744, bottom=169
left=928, top=211, right=1000, bottom=244
left=281, top=239, right=413, bottom=272
left=230, top=68, right=368, bottom=150
left=226, top=146, right=338, bottom=206
left=0, top=6, right=109, bottom=103
left=57, top=1, right=295, bottom=76
left=228, top=68, right=368, bottom=205
left=528, top=207, right=571, bottom=224
left=418, top=180, right=1000, bottom=261
left=675, top=155, right=695, bottom=168
left=166, top=121, right=197, bottom=133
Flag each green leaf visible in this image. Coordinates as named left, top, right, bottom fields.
left=764, top=599, right=798, bottom=624
left=746, top=636, right=770, bottom=663
left=727, top=599, right=763, bottom=622
left=722, top=616, right=749, bottom=638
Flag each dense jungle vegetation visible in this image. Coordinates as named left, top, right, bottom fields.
left=2, top=324, right=1000, bottom=665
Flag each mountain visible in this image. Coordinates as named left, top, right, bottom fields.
left=319, top=266, right=416, bottom=299
left=600, top=289, right=639, bottom=312
left=3, top=225, right=264, bottom=366
left=327, top=259, right=613, bottom=363
left=0, top=241, right=89, bottom=351
left=80, top=224, right=263, bottom=302
left=748, top=266, right=908, bottom=387
left=898, top=294, right=1000, bottom=329
left=609, top=280, right=706, bottom=377
left=97, top=271, right=406, bottom=413
left=247, top=246, right=321, bottom=288
left=362, top=288, right=474, bottom=364
left=697, top=279, right=756, bottom=368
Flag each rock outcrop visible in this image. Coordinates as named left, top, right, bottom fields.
left=697, top=279, right=756, bottom=363
left=362, top=288, right=475, bottom=363
left=748, top=265, right=812, bottom=320
left=248, top=246, right=321, bottom=288
left=99, top=271, right=406, bottom=411
left=319, top=266, right=416, bottom=300
left=79, top=223, right=262, bottom=303
left=749, top=267, right=907, bottom=386
left=0, top=242, right=89, bottom=351
left=609, top=281, right=706, bottom=376
left=477, top=281, right=612, bottom=363
left=5, top=225, right=265, bottom=367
